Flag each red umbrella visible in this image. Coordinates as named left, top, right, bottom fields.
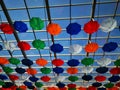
left=0, top=23, right=14, bottom=34
left=83, top=20, right=99, bottom=34
left=41, top=76, right=51, bottom=82
left=17, top=41, right=31, bottom=51
left=9, top=75, right=19, bottom=81
left=52, top=59, right=64, bottom=66
left=95, top=75, right=106, bottom=82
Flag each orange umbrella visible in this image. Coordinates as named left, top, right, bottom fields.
left=107, top=87, right=119, bottom=90
left=36, top=58, right=48, bottom=66
left=19, top=85, right=27, bottom=90
left=87, top=86, right=97, bottom=90
left=26, top=68, right=37, bottom=75
left=78, top=87, right=87, bottom=90
left=67, top=67, right=78, bottom=74
left=47, top=87, right=59, bottom=90
left=0, top=57, right=9, bottom=65
left=47, top=23, right=62, bottom=35
left=85, top=42, right=99, bottom=53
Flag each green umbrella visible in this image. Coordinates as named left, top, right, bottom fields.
left=81, top=58, right=94, bottom=66
left=0, top=80, right=5, bottom=85
left=30, top=17, right=44, bottom=30
left=40, top=67, right=51, bottom=74
left=114, top=59, right=120, bottom=66
left=68, top=76, right=79, bottom=82
left=35, top=82, right=43, bottom=88
left=68, top=88, right=76, bottom=90
left=3, top=66, right=14, bottom=74
left=104, top=83, right=114, bottom=88
left=9, top=57, right=20, bottom=65
left=32, top=39, right=46, bottom=50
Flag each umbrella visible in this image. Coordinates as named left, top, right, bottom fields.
left=47, top=23, right=61, bottom=35
left=69, top=44, right=82, bottom=54
left=100, top=18, right=117, bottom=32
left=66, top=23, right=81, bottom=35
left=30, top=17, right=44, bottom=30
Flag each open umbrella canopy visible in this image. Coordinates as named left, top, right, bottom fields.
left=66, top=23, right=81, bottom=35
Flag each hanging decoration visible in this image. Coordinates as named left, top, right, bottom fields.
left=53, top=67, right=64, bottom=74
left=4, top=41, right=16, bottom=52
left=92, top=82, right=102, bottom=87
left=36, top=58, right=48, bottom=66
left=81, top=66, right=94, bottom=74
left=59, top=87, right=67, bottom=90
left=100, top=18, right=117, bottom=32
left=8, top=57, right=20, bottom=66
left=81, top=58, right=94, bottom=66
left=68, top=76, right=79, bottom=82
left=56, top=76, right=66, bottom=82
left=107, top=87, right=119, bottom=90
left=9, top=75, right=19, bottom=81
left=0, top=57, right=9, bottom=65
left=85, top=42, right=99, bottom=53
left=26, top=68, right=37, bottom=75
left=83, top=20, right=100, bottom=34
left=19, top=85, right=27, bottom=90
left=108, top=75, right=120, bottom=82
left=47, top=23, right=62, bottom=35
left=30, top=17, right=44, bottom=30
left=29, top=76, right=39, bottom=82
left=67, top=59, right=79, bottom=67
left=102, top=42, right=118, bottom=52
left=40, top=67, right=51, bottom=74
left=15, top=67, right=26, bottom=74
left=104, top=83, right=114, bottom=88
left=52, top=59, right=64, bottom=66
left=66, top=23, right=81, bottom=35
left=32, top=39, right=46, bottom=50
left=114, top=59, right=120, bottom=66
left=0, top=74, right=8, bottom=80
left=56, top=82, right=65, bottom=88
left=67, top=83, right=76, bottom=88
left=17, top=41, right=31, bottom=51
left=82, top=74, right=93, bottom=81
left=40, top=76, right=51, bottom=82
left=110, top=67, right=120, bottom=75
left=14, top=21, right=28, bottom=32
left=67, top=67, right=78, bottom=74
left=22, top=59, right=33, bottom=66
left=96, top=67, right=108, bottom=74
left=87, top=86, right=97, bottom=90
left=97, top=58, right=112, bottom=66
left=50, top=43, right=63, bottom=53
left=0, top=23, right=14, bottom=34
left=35, top=82, right=43, bottom=88
left=78, top=87, right=87, bottom=90
left=94, top=75, right=106, bottom=82
left=69, top=44, right=82, bottom=54
left=2, top=66, right=14, bottom=74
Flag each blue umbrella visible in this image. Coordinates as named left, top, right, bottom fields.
left=66, top=23, right=81, bottom=35
left=67, top=59, right=79, bottom=66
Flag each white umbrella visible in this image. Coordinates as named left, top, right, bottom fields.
left=100, top=18, right=117, bottom=32
left=56, top=76, right=66, bottom=82
left=97, top=58, right=112, bottom=66
left=69, top=44, right=82, bottom=54
left=4, top=41, right=16, bottom=52
left=81, top=66, right=94, bottom=73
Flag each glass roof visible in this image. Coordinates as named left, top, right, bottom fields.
left=0, top=0, right=120, bottom=89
